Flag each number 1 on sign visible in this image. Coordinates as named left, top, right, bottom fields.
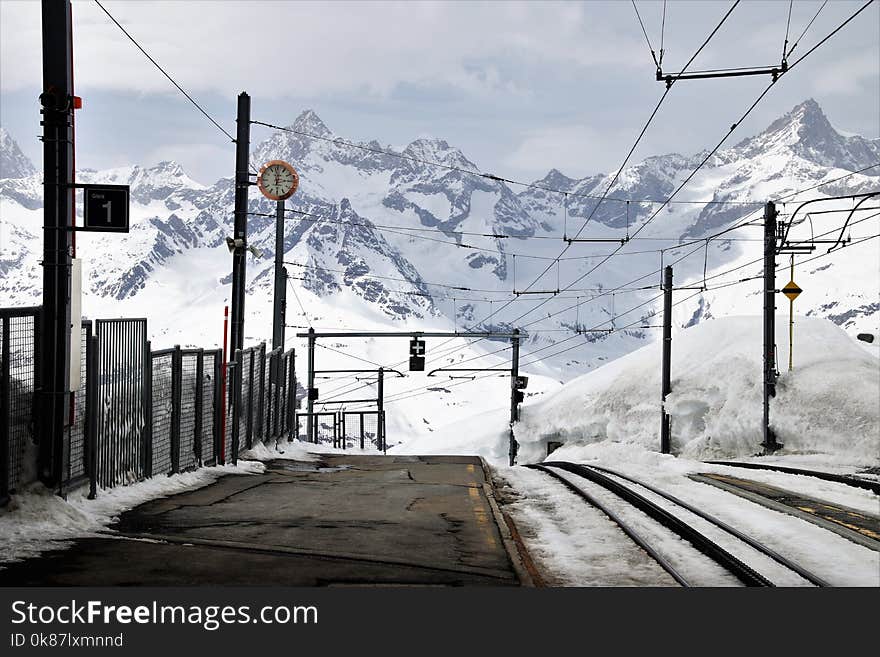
left=102, top=200, right=112, bottom=224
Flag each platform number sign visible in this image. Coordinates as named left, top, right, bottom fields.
left=82, top=184, right=130, bottom=233
left=409, top=338, right=426, bottom=372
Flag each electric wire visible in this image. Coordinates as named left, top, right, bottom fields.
left=93, top=1, right=235, bottom=143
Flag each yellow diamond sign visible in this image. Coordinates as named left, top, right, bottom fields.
left=782, top=280, right=802, bottom=302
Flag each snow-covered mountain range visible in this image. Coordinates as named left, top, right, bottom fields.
left=1, top=100, right=878, bottom=438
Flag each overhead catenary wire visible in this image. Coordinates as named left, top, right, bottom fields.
left=424, top=0, right=741, bottom=343
left=632, top=0, right=660, bottom=68
left=318, top=166, right=880, bottom=401
left=369, top=229, right=880, bottom=409
left=292, top=5, right=876, bottom=399
left=472, top=0, right=873, bottom=335
left=786, top=0, right=829, bottom=58
left=287, top=277, right=312, bottom=328
left=93, top=0, right=235, bottom=143
left=339, top=208, right=880, bottom=407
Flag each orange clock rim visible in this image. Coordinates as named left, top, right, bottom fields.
left=257, top=159, right=299, bottom=201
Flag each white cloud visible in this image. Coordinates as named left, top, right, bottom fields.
left=1, top=1, right=645, bottom=98
left=503, top=123, right=630, bottom=180
left=810, top=52, right=880, bottom=96
left=143, top=142, right=234, bottom=186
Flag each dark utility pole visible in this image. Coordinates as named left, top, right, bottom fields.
left=377, top=367, right=385, bottom=452
left=229, top=92, right=251, bottom=355
left=38, top=0, right=74, bottom=486
left=509, top=328, right=521, bottom=466
left=272, top=200, right=287, bottom=351
left=762, top=201, right=781, bottom=453
left=661, top=266, right=673, bottom=454
left=306, top=327, right=316, bottom=442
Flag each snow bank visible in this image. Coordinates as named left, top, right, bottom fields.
left=514, top=316, right=880, bottom=465
left=390, top=405, right=512, bottom=464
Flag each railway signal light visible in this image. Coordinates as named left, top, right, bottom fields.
left=409, top=338, right=426, bottom=371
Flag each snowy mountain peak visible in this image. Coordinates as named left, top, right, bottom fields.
left=401, top=137, right=477, bottom=172
left=0, top=127, right=37, bottom=179
left=538, top=168, right=577, bottom=192
left=290, top=109, right=332, bottom=138
left=736, top=98, right=880, bottom=171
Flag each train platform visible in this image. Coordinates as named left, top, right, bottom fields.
left=0, top=454, right=533, bottom=586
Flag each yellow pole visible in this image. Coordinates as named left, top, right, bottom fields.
left=789, top=256, right=794, bottom=371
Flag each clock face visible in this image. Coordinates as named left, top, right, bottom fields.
left=257, top=160, right=299, bottom=200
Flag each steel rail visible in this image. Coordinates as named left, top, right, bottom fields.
left=588, top=464, right=829, bottom=586
left=704, top=461, right=880, bottom=495
left=542, top=461, right=774, bottom=586
left=527, top=464, right=689, bottom=586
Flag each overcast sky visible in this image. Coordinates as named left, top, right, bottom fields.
left=1, top=0, right=877, bottom=185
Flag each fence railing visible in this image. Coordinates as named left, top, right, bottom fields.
left=0, top=307, right=40, bottom=505
left=295, top=410, right=386, bottom=453
left=0, top=307, right=299, bottom=503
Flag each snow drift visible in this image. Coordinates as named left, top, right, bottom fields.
left=514, top=316, right=880, bottom=465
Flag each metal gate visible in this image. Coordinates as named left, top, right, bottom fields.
left=341, top=411, right=386, bottom=452
left=94, top=318, right=148, bottom=488
left=61, top=319, right=92, bottom=494
left=295, top=412, right=338, bottom=444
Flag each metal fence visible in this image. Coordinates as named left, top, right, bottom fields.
left=341, top=411, right=385, bottom=451
left=0, top=307, right=40, bottom=504
left=61, top=320, right=92, bottom=495
left=0, top=306, right=298, bottom=504
left=295, top=409, right=386, bottom=453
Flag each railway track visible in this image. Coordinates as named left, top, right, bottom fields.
left=703, top=461, right=880, bottom=495
left=527, top=461, right=829, bottom=587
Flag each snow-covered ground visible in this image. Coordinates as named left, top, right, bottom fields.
left=0, top=460, right=264, bottom=566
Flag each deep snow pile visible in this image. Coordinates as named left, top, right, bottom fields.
left=514, top=316, right=880, bottom=465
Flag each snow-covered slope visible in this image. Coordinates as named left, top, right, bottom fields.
left=514, top=316, right=879, bottom=465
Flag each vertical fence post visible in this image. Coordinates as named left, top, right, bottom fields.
left=170, top=345, right=182, bottom=474
left=87, top=334, right=98, bottom=499
left=272, top=351, right=282, bottom=436
left=246, top=349, right=255, bottom=449
left=231, top=350, right=242, bottom=465
left=382, top=411, right=387, bottom=455
left=256, top=343, right=265, bottom=442
left=213, top=349, right=223, bottom=465
left=277, top=351, right=285, bottom=439
left=143, top=342, right=153, bottom=478
left=0, top=317, right=10, bottom=505
left=360, top=413, right=365, bottom=450
left=194, top=349, right=204, bottom=466
left=287, top=350, right=296, bottom=442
